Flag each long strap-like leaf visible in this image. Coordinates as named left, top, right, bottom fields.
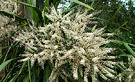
left=0, top=11, right=27, bottom=22
left=69, top=0, right=94, bottom=10
left=124, top=43, right=135, bottom=58
left=0, top=57, right=23, bottom=73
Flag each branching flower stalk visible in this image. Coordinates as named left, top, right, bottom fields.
left=14, top=6, right=118, bottom=82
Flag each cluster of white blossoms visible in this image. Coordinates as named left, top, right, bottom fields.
left=0, top=0, right=18, bottom=37
left=15, top=6, right=118, bottom=82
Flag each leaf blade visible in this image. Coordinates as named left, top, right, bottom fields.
left=69, top=0, right=94, bottom=10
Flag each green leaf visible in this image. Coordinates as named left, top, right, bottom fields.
left=124, top=43, right=135, bottom=58
left=0, top=50, right=7, bottom=64
left=108, top=5, right=122, bottom=25
left=32, top=0, right=36, bottom=7
left=32, top=64, right=37, bottom=82
left=91, top=0, right=95, bottom=7
left=43, top=66, right=51, bottom=82
left=0, top=36, right=9, bottom=44
left=1, top=63, right=17, bottom=82
left=0, top=42, right=15, bottom=64
left=23, top=76, right=29, bottom=82
left=96, top=17, right=129, bottom=31
left=28, top=59, right=31, bottom=82
left=114, top=64, right=124, bottom=72
left=0, top=42, right=19, bottom=50
left=27, top=0, right=40, bottom=26
left=48, top=61, right=53, bottom=70
left=69, top=0, right=94, bottom=10
left=63, top=5, right=79, bottom=14
left=106, top=21, right=128, bottom=39
left=43, top=0, right=49, bottom=24
left=0, top=11, right=27, bottom=22
left=77, top=78, right=84, bottom=82
left=0, top=59, right=12, bottom=72
left=10, top=75, right=18, bottom=82
left=10, top=61, right=27, bottom=82
left=65, top=77, right=68, bottom=82
left=53, top=0, right=61, bottom=9
left=17, top=75, right=25, bottom=82
left=0, top=58, right=18, bottom=73
left=128, top=43, right=135, bottom=47
left=23, top=74, right=32, bottom=82
left=12, top=0, right=43, bottom=26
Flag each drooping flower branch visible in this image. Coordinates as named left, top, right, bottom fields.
left=14, top=6, right=118, bottom=82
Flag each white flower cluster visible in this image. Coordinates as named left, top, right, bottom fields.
left=0, top=0, right=19, bottom=37
left=15, top=6, right=118, bottom=82
left=0, top=0, right=18, bottom=14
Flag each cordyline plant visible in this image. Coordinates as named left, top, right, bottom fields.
left=13, top=6, right=120, bottom=82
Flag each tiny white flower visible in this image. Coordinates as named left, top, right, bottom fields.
left=50, top=52, right=54, bottom=57
left=4, top=2, right=9, bottom=4
left=18, top=57, right=30, bottom=62
left=128, top=75, right=132, bottom=79
left=39, top=51, right=45, bottom=55
left=34, top=54, right=38, bottom=58
left=80, top=59, right=85, bottom=65
left=67, top=50, right=73, bottom=55
left=74, top=36, right=79, bottom=39
left=92, top=57, right=99, bottom=62
left=84, top=76, right=88, bottom=82
left=106, top=73, right=115, bottom=78
left=93, top=64, right=99, bottom=72
left=73, top=71, right=78, bottom=80
left=89, top=49, right=96, bottom=52
left=131, top=58, right=135, bottom=68
left=79, top=48, right=85, bottom=54
left=54, top=45, right=58, bottom=49
left=15, top=38, right=20, bottom=41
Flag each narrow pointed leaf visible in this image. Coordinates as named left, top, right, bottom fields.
left=1, top=63, right=17, bottom=82
left=43, top=0, right=49, bottom=24
left=28, top=59, right=31, bottom=82
left=32, top=64, right=37, bottom=82
left=69, top=0, right=94, bottom=10
left=0, top=59, right=14, bottom=73
left=10, top=61, right=27, bottom=82
left=0, top=57, right=22, bottom=73
left=108, top=5, right=122, bottom=25
left=43, top=66, right=51, bottom=82
left=124, top=43, right=135, bottom=58
left=0, top=11, right=27, bottom=22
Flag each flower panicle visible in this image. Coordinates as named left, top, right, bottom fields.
left=14, top=5, right=119, bottom=82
